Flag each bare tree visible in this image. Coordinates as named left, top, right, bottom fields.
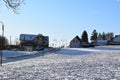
left=0, top=36, right=8, bottom=50
left=3, top=0, right=25, bottom=13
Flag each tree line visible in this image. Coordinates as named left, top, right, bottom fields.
left=0, top=29, right=116, bottom=50
left=80, top=29, right=114, bottom=43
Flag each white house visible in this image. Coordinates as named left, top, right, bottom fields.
left=113, top=36, right=120, bottom=44
left=70, top=36, right=82, bottom=48
left=96, top=34, right=108, bottom=46
left=97, top=40, right=108, bottom=46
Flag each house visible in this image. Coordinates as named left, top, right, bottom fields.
left=96, top=34, right=108, bottom=46
left=113, top=35, right=120, bottom=45
left=97, top=40, right=108, bottom=46
left=20, top=34, right=49, bottom=51
left=70, top=36, right=82, bottom=48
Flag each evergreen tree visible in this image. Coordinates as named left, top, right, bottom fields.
left=106, top=32, right=114, bottom=40
left=102, top=32, right=107, bottom=40
left=81, top=30, right=88, bottom=43
left=90, top=30, right=98, bottom=42
left=97, top=33, right=103, bottom=40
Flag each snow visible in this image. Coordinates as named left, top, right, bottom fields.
left=0, top=46, right=120, bottom=79
left=20, top=34, right=49, bottom=42
left=20, top=34, right=37, bottom=41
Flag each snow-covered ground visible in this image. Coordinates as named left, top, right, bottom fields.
left=0, top=46, right=120, bottom=79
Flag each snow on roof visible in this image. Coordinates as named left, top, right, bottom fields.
left=20, top=34, right=37, bottom=41
left=20, top=34, right=49, bottom=41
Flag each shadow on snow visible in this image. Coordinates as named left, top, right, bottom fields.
left=56, top=48, right=91, bottom=55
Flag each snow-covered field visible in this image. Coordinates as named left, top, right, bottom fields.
left=1, top=46, right=120, bottom=79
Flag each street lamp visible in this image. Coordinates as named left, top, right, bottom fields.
left=0, top=21, right=4, bottom=66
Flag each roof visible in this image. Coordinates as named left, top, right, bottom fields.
left=75, top=36, right=82, bottom=42
left=71, top=36, right=82, bottom=42
left=20, top=34, right=49, bottom=42
left=113, top=36, right=120, bottom=42
left=20, top=34, right=37, bottom=41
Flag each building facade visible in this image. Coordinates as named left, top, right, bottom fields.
left=20, top=34, right=49, bottom=51
left=70, top=36, right=82, bottom=48
left=113, top=36, right=120, bottom=45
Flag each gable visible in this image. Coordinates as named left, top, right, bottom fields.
left=70, top=36, right=82, bottom=43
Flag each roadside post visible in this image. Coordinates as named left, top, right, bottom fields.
left=0, top=21, right=4, bottom=66
left=0, top=50, right=2, bottom=66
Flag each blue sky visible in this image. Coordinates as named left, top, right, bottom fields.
left=0, top=0, right=120, bottom=46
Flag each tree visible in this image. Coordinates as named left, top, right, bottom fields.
left=102, top=32, right=107, bottom=40
left=90, top=29, right=98, bottom=42
left=81, top=30, right=88, bottom=43
left=97, top=33, right=103, bottom=40
left=106, top=32, right=114, bottom=40
left=0, top=36, right=8, bottom=50
left=2, top=0, right=25, bottom=13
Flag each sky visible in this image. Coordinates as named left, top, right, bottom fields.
left=0, top=0, right=120, bottom=46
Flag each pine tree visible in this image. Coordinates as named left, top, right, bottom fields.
left=102, top=32, right=107, bottom=40
left=106, top=32, right=114, bottom=40
left=97, top=33, right=103, bottom=40
left=81, top=30, right=88, bottom=43
left=90, top=30, right=98, bottom=42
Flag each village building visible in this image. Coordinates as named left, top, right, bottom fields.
left=70, top=36, right=82, bottom=48
left=96, top=34, right=108, bottom=46
left=19, top=34, right=49, bottom=51
left=96, top=40, right=108, bottom=46
left=113, top=35, right=120, bottom=45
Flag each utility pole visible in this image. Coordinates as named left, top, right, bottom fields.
left=0, top=21, right=4, bottom=66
